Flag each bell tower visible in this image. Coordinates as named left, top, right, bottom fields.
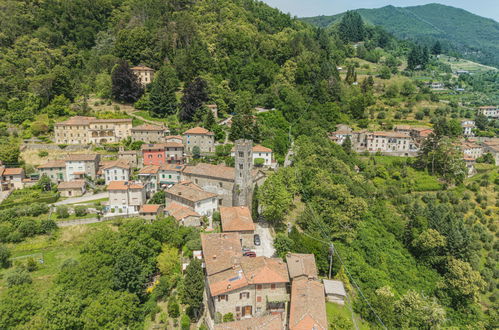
left=233, top=139, right=253, bottom=207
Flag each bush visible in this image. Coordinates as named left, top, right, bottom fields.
left=74, top=206, right=87, bottom=217
left=254, top=158, right=265, bottom=167
left=38, top=151, right=49, bottom=158
left=180, top=314, right=190, bottom=330
left=0, top=245, right=11, bottom=268
left=223, top=313, right=234, bottom=323
left=56, top=205, right=69, bottom=219
left=26, top=257, right=38, bottom=272
left=168, top=297, right=180, bottom=318
left=6, top=267, right=32, bottom=287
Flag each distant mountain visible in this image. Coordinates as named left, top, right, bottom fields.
left=301, top=3, right=499, bottom=68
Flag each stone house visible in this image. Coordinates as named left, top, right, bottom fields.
left=165, top=135, right=183, bottom=144
left=164, top=182, right=218, bottom=218
left=182, top=126, right=215, bottom=154
left=323, top=280, right=347, bottom=305
left=219, top=206, right=255, bottom=248
left=57, top=180, right=86, bottom=197
left=54, top=116, right=132, bottom=145
left=131, top=124, right=169, bottom=143
left=118, top=149, right=140, bottom=168
left=101, top=160, right=131, bottom=184
left=37, top=160, right=66, bottom=183
left=365, top=131, right=414, bottom=154
left=54, top=116, right=94, bottom=145
left=138, top=164, right=185, bottom=196
left=289, top=277, right=328, bottom=330
left=0, top=167, right=25, bottom=190
left=65, top=154, right=100, bottom=181
left=164, top=201, right=202, bottom=227
left=201, top=233, right=290, bottom=321
left=131, top=65, right=154, bottom=86
left=231, top=145, right=274, bottom=167
left=286, top=253, right=318, bottom=280
left=106, top=181, right=146, bottom=214
left=461, top=141, right=483, bottom=159
left=139, top=204, right=164, bottom=221
left=477, top=106, right=499, bottom=118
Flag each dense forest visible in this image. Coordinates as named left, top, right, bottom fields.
left=0, top=0, right=497, bottom=328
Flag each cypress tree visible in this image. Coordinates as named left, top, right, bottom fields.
left=179, top=77, right=208, bottom=122
left=182, top=258, right=204, bottom=320
left=149, top=65, right=179, bottom=117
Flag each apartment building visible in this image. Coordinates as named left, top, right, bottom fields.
left=106, top=181, right=146, bottom=214
left=131, top=124, right=169, bottom=143
left=131, top=65, right=154, bottom=86
left=65, top=154, right=100, bottom=181
left=54, top=116, right=132, bottom=144
left=182, top=126, right=215, bottom=154
left=164, top=181, right=218, bottom=218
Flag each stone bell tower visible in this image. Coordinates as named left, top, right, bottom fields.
left=233, top=139, right=253, bottom=207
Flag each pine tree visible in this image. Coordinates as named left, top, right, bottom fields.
left=432, top=41, right=442, bottom=55
left=111, top=60, right=143, bottom=103
left=149, top=65, right=179, bottom=118
left=251, top=185, right=259, bottom=220
left=345, top=65, right=356, bottom=84
left=342, top=136, right=352, bottom=154
left=338, top=11, right=365, bottom=42
left=182, top=258, right=204, bottom=320
left=203, top=108, right=216, bottom=130
left=179, top=77, right=208, bottom=122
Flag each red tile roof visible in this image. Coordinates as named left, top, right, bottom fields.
left=164, top=202, right=201, bottom=221
left=131, top=65, right=154, bottom=71
left=2, top=168, right=24, bottom=176
left=220, top=206, right=255, bottom=232
left=58, top=180, right=85, bottom=190
left=289, top=277, right=328, bottom=330
left=214, top=314, right=282, bottom=330
left=252, top=145, right=272, bottom=153
left=37, top=160, right=66, bottom=169
left=139, top=204, right=163, bottom=213
left=138, top=165, right=160, bottom=175
left=183, top=163, right=235, bottom=181
left=240, top=256, right=289, bottom=285
left=201, top=233, right=242, bottom=276
left=183, top=126, right=214, bottom=135
left=165, top=182, right=217, bottom=202
left=101, top=160, right=130, bottom=170
left=286, top=253, right=318, bottom=279
left=132, top=124, right=166, bottom=131
left=107, top=181, right=144, bottom=191
left=65, top=154, right=99, bottom=162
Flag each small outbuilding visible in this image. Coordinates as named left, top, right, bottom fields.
left=323, top=279, right=347, bottom=305
left=57, top=180, right=86, bottom=197
left=139, top=204, right=164, bottom=221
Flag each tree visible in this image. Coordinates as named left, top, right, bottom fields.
left=149, top=190, right=166, bottom=205
left=182, top=258, right=204, bottom=320
left=251, top=185, right=259, bottom=220
left=111, top=60, right=143, bottom=103
left=344, top=64, right=357, bottom=84
left=192, top=146, right=201, bottom=159
left=56, top=205, right=69, bottom=218
left=0, top=143, right=20, bottom=165
left=74, top=206, right=87, bottom=217
left=393, top=290, right=446, bottom=329
left=444, top=258, right=486, bottom=304
left=179, top=77, right=208, bottom=122
left=274, top=233, right=294, bottom=258
left=6, top=267, right=32, bottom=287
left=0, top=245, right=11, bottom=268
left=400, top=81, right=416, bottom=96
left=0, top=284, right=40, bottom=328
left=407, top=45, right=430, bottom=70
left=342, top=136, right=352, bottom=154
left=258, top=173, right=293, bottom=225
left=433, top=118, right=462, bottom=138
left=157, top=244, right=180, bottom=277
left=113, top=249, right=147, bottom=296
left=43, top=289, right=85, bottom=329
left=338, top=11, right=365, bottom=42
left=475, top=113, right=489, bottom=130
left=223, top=313, right=234, bottom=322
left=432, top=41, right=442, bottom=55
left=149, top=65, right=179, bottom=117
left=168, top=296, right=180, bottom=318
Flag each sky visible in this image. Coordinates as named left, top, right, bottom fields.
left=260, top=0, right=499, bottom=22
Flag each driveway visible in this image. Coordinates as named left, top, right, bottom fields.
left=254, top=222, right=275, bottom=258
left=53, top=192, right=108, bottom=205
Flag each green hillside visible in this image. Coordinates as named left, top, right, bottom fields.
left=301, top=3, right=499, bottom=68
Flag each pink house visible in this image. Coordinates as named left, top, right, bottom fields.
left=142, top=144, right=166, bottom=166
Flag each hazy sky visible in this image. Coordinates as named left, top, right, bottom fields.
left=261, top=0, right=499, bottom=22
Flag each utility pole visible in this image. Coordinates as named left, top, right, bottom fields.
left=328, top=243, right=334, bottom=279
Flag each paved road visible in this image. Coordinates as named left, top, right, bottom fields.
left=53, top=192, right=108, bottom=205
left=254, top=222, right=275, bottom=258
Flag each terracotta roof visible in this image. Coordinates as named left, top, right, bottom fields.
left=253, top=145, right=272, bottom=153
left=165, top=182, right=217, bottom=202
left=58, top=180, right=85, bottom=190
left=220, top=206, right=255, bottom=232
left=131, top=65, right=154, bottom=71
left=201, top=233, right=242, bottom=276
left=2, top=168, right=24, bottom=176
left=240, top=256, right=289, bottom=285
left=164, top=202, right=201, bottom=221
left=208, top=266, right=248, bottom=296
left=37, top=160, right=66, bottom=169
left=165, top=142, right=184, bottom=148
left=289, top=277, right=328, bottom=330
left=107, top=181, right=144, bottom=191
left=461, top=142, right=482, bottom=149
left=132, top=124, right=166, bottom=131
left=371, top=131, right=410, bottom=138
left=159, top=163, right=185, bottom=172
left=478, top=106, right=498, bottom=109
left=214, top=314, right=282, bottom=330
left=286, top=253, right=318, bottom=279
left=139, top=204, right=163, bottom=213
left=183, top=163, right=235, bottom=181
left=394, top=125, right=412, bottom=130
left=55, top=116, right=95, bottom=126
left=138, top=165, right=160, bottom=175
left=141, top=143, right=164, bottom=151
left=65, top=154, right=99, bottom=162
left=183, top=126, right=214, bottom=135
left=91, top=118, right=132, bottom=124
left=165, top=135, right=182, bottom=140
left=101, top=160, right=130, bottom=170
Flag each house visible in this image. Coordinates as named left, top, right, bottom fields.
left=106, top=181, right=146, bottom=215
left=482, top=141, right=499, bottom=165
left=289, top=277, right=328, bottom=330
left=286, top=253, right=318, bottom=280
left=131, top=65, right=154, bottom=86
left=57, top=180, right=86, bottom=197
left=461, top=142, right=483, bottom=160
left=477, top=106, right=499, bottom=119
left=0, top=167, right=26, bottom=190
left=182, top=163, right=266, bottom=207
left=220, top=206, right=255, bottom=248
left=214, top=314, right=283, bottom=330
left=139, top=204, right=164, bottom=221
left=323, top=280, right=347, bottom=305
left=101, top=160, right=131, bottom=184
left=131, top=124, right=169, bottom=143
left=54, top=116, right=132, bottom=145
left=37, top=160, right=67, bottom=183
left=231, top=145, right=274, bottom=167
left=182, top=126, right=215, bottom=154
left=201, top=233, right=290, bottom=321
left=366, top=131, right=414, bottom=154
left=118, top=149, right=140, bottom=168
left=165, top=135, right=183, bottom=144
left=165, top=182, right=218, bottom=218
left=461, top=120, right=475, bottom=137
left=138, top=164, right=185, bottom=196
left=164, top=201, right=202, bottom=227
left=464, top=157, right=477, bottom=177
left=65, top=154, right=100, bottom=181
left=138, top=165, right=161, bottom=196
left=142, top=143, right=184, bottom=166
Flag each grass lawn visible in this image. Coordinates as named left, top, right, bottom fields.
left=0, top=222, right=111, bottom=296
left=326, top=301, right=371, bottom=330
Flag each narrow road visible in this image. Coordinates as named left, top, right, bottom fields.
left=53, top=192, right=108, bottom=205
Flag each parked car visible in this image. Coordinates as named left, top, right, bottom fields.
left=243, top=251, right=256, bottom=257
left=254, top=234, right=261, bottom=246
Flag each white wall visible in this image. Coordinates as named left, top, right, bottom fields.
left=193, top=197, right=218, bottom=218
left=104, top=167, right=130, bottom=184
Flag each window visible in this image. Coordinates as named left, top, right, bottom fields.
left=240, top=292, right=249, bottom=299
left=217, top=295, right=228, bottom=302
left=236, top=307, right=240, bottom=312
left=271, top=284, right=276, bottom=290
left=256, top=284, right=262, bottom=291
left=219, top=182, right=223, bottom=187
left=238, top=152, right=243, bottom=157
left=256, top=296, right=262, bottom=302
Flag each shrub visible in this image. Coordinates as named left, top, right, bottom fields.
left=6, top=267, right=32, bottom=287
left=26, top=257, right=38, bottom=272
left=254, top=158, right=265, bottom=167
left=0, top=245, right=11, bottom=268
left=56, top=205, right=69, bottom=219
left=223, top=313, right=234, bottom=323
left=38, top=151, right=49, bottom=158
left=74, top=206, right=87, bottom=217
left=180, top=314, right=190, bottom=330
left=168, top=297, right=180, bottom=318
